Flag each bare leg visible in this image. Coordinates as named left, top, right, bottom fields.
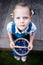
left=21, top=56, right=27, bottom=62
left=14, top=56, right=20, bottom=60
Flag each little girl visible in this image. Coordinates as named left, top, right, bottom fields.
left=7, top=2, right=37, bottom=62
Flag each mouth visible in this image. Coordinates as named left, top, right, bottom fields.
left=19, top=25, right=25, bottom=27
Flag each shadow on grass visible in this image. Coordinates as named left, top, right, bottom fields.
left=0, top=50, right=43, bottom=65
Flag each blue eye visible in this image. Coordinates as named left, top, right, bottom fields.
left=16, top=17, right=20, bottom=19
left=23, top=17, right=28, bottom=19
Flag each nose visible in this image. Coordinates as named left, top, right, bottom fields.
left=20, top=18, right=24, bottom=23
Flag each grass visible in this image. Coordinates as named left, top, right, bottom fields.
left=0, top=50, right=43, bottom=65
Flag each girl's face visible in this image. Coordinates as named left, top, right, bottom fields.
left=13, top=6, right=32, bottom=31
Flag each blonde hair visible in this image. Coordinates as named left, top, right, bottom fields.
left=13, top=2, right=32, bottom=16
left=10, top=2, right=34, bottom=17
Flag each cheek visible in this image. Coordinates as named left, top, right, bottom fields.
left=15, top=21, right=18, bottom=25
left=14, top=18, right=18, bottom=24
left=28, top=18, right=31, bottom=22
left=25, top=19, right=31, bottom=24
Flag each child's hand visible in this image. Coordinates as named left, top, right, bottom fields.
left=10, top=41, right=15, bottom=49
left=28, top=42, right=33, bottom=51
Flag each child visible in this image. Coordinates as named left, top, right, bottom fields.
left=7, top=2, right=37, bottom=62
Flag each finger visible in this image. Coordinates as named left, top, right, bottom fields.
left=28, top=46, right=32, bottom=50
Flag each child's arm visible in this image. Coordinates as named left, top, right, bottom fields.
left=30, top=34, right=35, bottom=44
left=28, top=22, right=37, bottom=50
left=8, top=32, right=15, bottom=48
left=28, top=34, right=35, bottom=50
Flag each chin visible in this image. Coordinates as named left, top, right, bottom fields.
left=19, top=28, right=26, bottom=31
left=18, top=26, right=26, bottom=31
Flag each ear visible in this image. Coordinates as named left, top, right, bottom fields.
left=31, top=10, right=34, bottom=15
left=10, top=13, right=13, bottom=18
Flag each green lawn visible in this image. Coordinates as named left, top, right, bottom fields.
left=0, top=50, right=43, bottom=65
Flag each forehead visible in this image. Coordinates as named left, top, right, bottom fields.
left=13, top=6, right=30, bottom=16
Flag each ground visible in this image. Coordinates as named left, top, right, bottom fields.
left=0, top=50, right=43, bottom=65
